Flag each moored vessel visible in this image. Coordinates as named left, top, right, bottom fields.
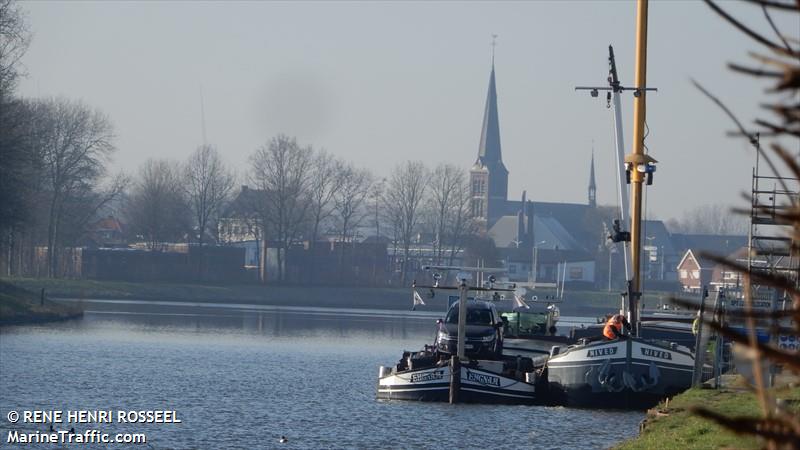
left=377, top=350, right=538, bottom=404
left=377, top=267, right=540, bottom=405
left=546, top=1, right=696, bottom=409
left=544, top=337, right=694, bottom=408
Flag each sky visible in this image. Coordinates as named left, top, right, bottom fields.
left=16, top=1, right=799, bottom=222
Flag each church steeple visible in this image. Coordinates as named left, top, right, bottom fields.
left=477, top=64, right=504, bottom=168
left=588, top=148, right=597, bottom=208
left=470, top=38, right=509, bottom=227
left=470, top=39, right=508, bottom=228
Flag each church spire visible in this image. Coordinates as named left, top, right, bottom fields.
left=491, top=33, right=497, bottom=66
left=588, top=145, right=597, bottom=208
left=477, top=36, right=505, bottom=169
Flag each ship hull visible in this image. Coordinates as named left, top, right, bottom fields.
left=377, top=362, right=537, bottom=404
left=545, top=338, right=694, bottom=409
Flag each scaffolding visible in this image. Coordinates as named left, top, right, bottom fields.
left=748, top=145, right=800, bottom=301
left=737, top=141, right=800, bottom=384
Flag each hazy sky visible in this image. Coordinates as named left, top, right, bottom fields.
left=17, top=1, right=798, bottom=221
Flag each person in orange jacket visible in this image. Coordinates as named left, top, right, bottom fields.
left=603, top=314, right=631, bottom=340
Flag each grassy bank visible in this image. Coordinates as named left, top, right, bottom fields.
left=3, top=277, right=419, bottom=310
left=615, top=383, right=800, bottom=449
left=0, top=281, right=83, bottom=326
left=0, top=277, right=672, bottom=316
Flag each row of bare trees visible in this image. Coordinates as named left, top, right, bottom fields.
left=1, top=95, right=127, bottom=277
left=240, top=135, right=477, bottom=284
left=43, top=130, right=478, bottom=284
left=666, top=203, right=749, bottom=235
left=125, top=145, right=235, bottom=251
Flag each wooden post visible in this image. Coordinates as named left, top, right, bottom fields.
left=449, top=355, right=460, bottom=404
left=692, top=286, right=708, bottom=387
left=451, top=277, right=467, bottom=404
left=456, top=279, right=467, bottom=360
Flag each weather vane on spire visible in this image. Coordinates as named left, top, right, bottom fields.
left=491, top=34, right=498, bottom=65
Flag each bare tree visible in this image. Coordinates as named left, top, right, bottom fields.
left=445, top=171, right=477, bottom=266
left=333, top=163, right=373, bottom=243
left=30, top=98, right=116, bottom=277
left=0, top=97, right=35, bottom=234
left=248, top=134, right=313, bottom=282
left=384, top=161, right=428, bottom=285
left=0, top=0, right=30, bottom=229
left=0, top=1, right=33, bottom=276
left=0, top=0, right=30, bottom=94
left=184, top=144, right=234, bottom=246
left=307, top=150, right=341, bottom=246
left=330, top=163, right=372, bottom=282
left=0, top=99, right=39, bottom=276
left=426, top=164, right=467, bottom=264
left=126, top=159, right=189, bottom=250
left=60, top=173, right=129, bottom=246
left=369, top=178, right=386, bottom=240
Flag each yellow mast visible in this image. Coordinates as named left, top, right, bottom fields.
left=625, top=0, right=657, bottom=336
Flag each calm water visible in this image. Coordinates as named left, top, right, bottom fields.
left=0, top=301, right=642, bottom=449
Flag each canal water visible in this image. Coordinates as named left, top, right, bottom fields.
left=0, top=300, right=643, bottom=449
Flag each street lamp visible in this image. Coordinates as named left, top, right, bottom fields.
left=531, top=240, right=547, bottom=288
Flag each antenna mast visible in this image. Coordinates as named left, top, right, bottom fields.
left=200, top=85, right=208, bottom=146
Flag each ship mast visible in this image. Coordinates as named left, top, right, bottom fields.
left=625, top=0, right=657, bottom=337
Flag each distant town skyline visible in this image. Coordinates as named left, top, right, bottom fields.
left=17, top=1, right=796, bottom=221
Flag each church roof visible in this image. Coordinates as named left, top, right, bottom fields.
left=497, top=200, right=594, bottom=249
left=641, top=220, right=677, bottom=255
left=488, top=214, right=583, bottom=251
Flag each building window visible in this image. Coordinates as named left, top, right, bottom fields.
left=471, top=199, right=484, bottom=218
left=680, top=269, right=687, bottom=278
left=692, top=270, right=700, bottom=279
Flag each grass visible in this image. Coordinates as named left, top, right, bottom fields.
left=0, top=280, right=83, bottom=325
left=614, top=383, right=800, bottom=450
left=0, top=277, right=675, bottom=315
left=1, top=277, right=420, bottom=310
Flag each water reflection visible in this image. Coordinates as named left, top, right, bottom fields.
left=66, top=299, right=441, bottom=343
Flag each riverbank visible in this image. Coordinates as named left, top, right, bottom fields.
left=0, top=281, right=83, bottom=326
left=0, top=277, right=673, bottom=316
left=614, top=378, right=800, bottom=449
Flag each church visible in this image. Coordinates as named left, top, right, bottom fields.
left=468, top=59, right=602, bottom=285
